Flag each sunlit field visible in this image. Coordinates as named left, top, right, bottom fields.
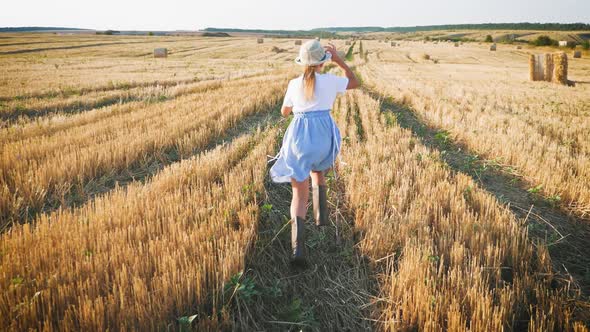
left=357, top=40, right=590, bottom=218
left=1, top=33, right=589, bottom=331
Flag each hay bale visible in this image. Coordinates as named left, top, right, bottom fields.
left=294, top=40, right=302, bottom=46
left=544, top=54, right=554, bottom=82
left=391, top=42, right=395, bottom=47
left=153, top=48, right=167, bottom=58
left=454, top=42, right=459, bottom=47
left=516, top=45, right=522, bottom=50
left=422, top=54, right=430, bottom=60
left=529, top=53, right=569, bottom=84
left=490, top=44, right=497, bottom=51
left=529, top=54, right=536, bottom=81
left=257, top=38, right=264, bottom=44
left=529, top=54, right=548, bottom=81
left=573, top=51, right=582, bottom=58
left=553, top=52, right=568, bottom=85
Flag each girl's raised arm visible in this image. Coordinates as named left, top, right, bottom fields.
left=324, top=43, right=360, bottom=90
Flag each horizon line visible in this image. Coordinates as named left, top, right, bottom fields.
left=2, top=21, right=590, bottom=33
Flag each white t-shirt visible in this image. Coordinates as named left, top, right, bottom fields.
left=282, top=73, right=349, bottom=113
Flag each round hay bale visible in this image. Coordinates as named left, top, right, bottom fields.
left=490, top=44, right=497, bottom=51
left=516, top=45, right=523, bottom=50
left=422, top=54, right=430, bottom=60
left=454, top=42, right=459, bottom=47
left=573, top=51, right=582, bottom=58
left=553, top=52, right=568, bottom=85
left=257, top=38, right=264, bottom=44
left=294, top=40, right=302, bottom=46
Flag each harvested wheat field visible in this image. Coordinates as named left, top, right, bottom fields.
left=1, top=33, right=589, bottom=331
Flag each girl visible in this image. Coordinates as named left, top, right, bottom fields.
left=269, top=40, right=359, bottom=265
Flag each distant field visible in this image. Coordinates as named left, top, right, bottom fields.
left=0, top=33, right=589, bottom=331
left=366, top=29, right=590, bottom=43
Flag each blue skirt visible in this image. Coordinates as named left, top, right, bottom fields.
left=270, top=110, right=341, bottom=183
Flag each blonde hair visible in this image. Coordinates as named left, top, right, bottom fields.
left=303, top=65, right=319, bottom=101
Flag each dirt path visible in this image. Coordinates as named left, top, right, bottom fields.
left=229, top=131, right=375, bottom=330
left=363, top=87, right=590, bottom=299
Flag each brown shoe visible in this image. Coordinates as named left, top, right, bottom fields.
left=290, top=216, right=306, bottom=266
left=312, top=185, right=329, bottom=226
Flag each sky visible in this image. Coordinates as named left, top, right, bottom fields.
left=2, top=0, right=589, bottom=31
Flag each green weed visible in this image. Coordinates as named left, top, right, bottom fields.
left=224, top=272, right=260, bottom=304
left=11, top=276, right=24, bottom=286
left=263, top=280, right=282, bottom=299
left=384, top=112, right=397, bottom=127
left=261, top=203, right=273, bottom=215
left=278, top=298, right=317, bottom=327
left=177, top=314, right=198, bottom=332
left=527, top=184, right=543, bottom=194
left=83, top=249, right=93, bottom=258
left=434, top=130, right=450, bottom=146
left=547, top=194, right=561, bottom=207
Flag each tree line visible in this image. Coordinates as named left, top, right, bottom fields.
left=314, top=23, right=590, bottom=33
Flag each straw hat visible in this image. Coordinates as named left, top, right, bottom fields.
left=295, top=40, right=332, bottom=66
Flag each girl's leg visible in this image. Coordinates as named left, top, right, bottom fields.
left=310, top=170, right=329, bottom=226
left=310, top=170, right=326, bottom=187
left=290, top=177, right=310, bottom=218
left=290, top=177, right=309, bottom=265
